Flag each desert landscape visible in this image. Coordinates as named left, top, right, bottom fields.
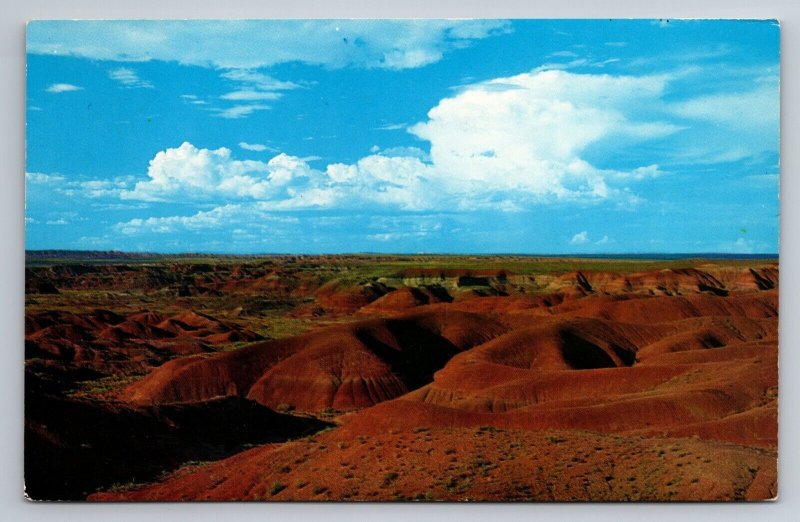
left=24, top=19, right=780, bottom=503
left=25, top=252, right=778, bottom=501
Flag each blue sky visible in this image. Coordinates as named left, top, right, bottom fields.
left=25, top=19, right=779, bottom=254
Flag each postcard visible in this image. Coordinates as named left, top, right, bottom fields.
left=25, top=19, right=779, bottom=501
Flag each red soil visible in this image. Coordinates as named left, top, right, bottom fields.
left=124, top=310, right=510, bottom=410
left=25, top=308, right=263, bottom=373
left=91, top=426, right=775, bottom=502
left=27, top=261, right=779, bottom=501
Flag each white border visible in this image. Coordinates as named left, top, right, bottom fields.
left=4, top=1, right=798, bottom=521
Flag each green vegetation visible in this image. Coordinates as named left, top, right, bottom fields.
left=106, top=480, right=141, bottom=493
left=382, top=472, right=399, bottom=486
left=269, top=482, right=287, bottom=496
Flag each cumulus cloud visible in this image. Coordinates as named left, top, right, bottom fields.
left=117, top=70, right=688, bottom=212
left=121, top=142, right=272, bottom=201
left=409, top=69, right=678, bottom=202
left=570, top=231, right=589, bottom=245
left=108, top=67, right=153, bottom=88
left=45, top=83, right=82, bottom=93
left=28, top=19, right=510, bottom=70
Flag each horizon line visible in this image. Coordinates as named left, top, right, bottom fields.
left=24, top=249, right=780, bottom=258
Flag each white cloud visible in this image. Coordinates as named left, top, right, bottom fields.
left=26, top=172, right=65, bottom=184
left=239, top=142, right=268, bottom=152
left=108, top=67, right=153, bottom=88
left=45, top=83, right=82, bottom=93
left=570, top=231, right=589, bottom=245
left=220, top=70, right=302, bottom=90
left=669, top=79, right=779, bottom=162
left=49, top=65, right=777, bottom=223
left=117, top=205, right=237, bottom=234
left=409, top=69, right=678, bottom=202
left=116, top=70, right=690, bottom=212
left=719, top=237, right=757, bottom=254
left=595, top=235, right=611, bottom=245
left=116, top=203, right=299, bottom=235
left=220, top=90, right=282, bottom=101
left=27, top=171, right=131, bottom=199
left=28, top=20, right=510, bottom=70
left=367, top=220, right=442, bottom=242
left=75, top=179, right=128, bottom=198
left=376, top=123, right=407, bottom=131
left=180, top=94, right=208, bottom=105
left=121, top=142, right=273, bottom=201
left=211, top=104, right=271, bottom=119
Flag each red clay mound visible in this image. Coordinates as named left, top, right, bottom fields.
left=545, top=290, right=777, bottom=323
left=124, top=310, right=509, bottom=410
left=123, top=338, right=300, bottom=405
left=347, top=297, right=777, bottom=447
left=25, top=307, right=263, bottom=372
left=547, top=266, right=777, bottom=296
left=359, top=286, right=452, bottom=314
left=314, top=281, right=391, bottom=314
left=451, top=317, right=654, bottom=371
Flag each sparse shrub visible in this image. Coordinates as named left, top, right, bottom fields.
left=546, top=435, right=566, bottom=444
left=382, top=472, right=399, bottom=486
left=269, top=482, right=287, bottom=496
left=278, top=465, right=291, bottom=473
left=107, top=481, right=139, bottom=493
left=312, top=485, right=327, bottom=495
left=412, top=426, right=429, bottom=433
left=275, top=403, right=294, bottom=413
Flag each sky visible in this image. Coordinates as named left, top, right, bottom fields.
left=25, top=19, right=779, bottom=254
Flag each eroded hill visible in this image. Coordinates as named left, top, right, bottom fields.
left=24, top=255, right=778, bottom=501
